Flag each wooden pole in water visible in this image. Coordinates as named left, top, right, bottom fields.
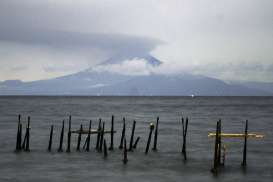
left=241, top=120, right=248, bottom=167
left=109, top=115, right=114, bottom=150
left=25, top=116, right=30, bottom=152
left=22, top=124, right=27, bottom=150
left=119, top=117, right=126, bottom=149
left=133, top=137, right=140, bottom=149
left=123, top=138, right=128, bottom=164
left=182, top=117, right=189, bottom=160
left=19, top=123, right=22, bottom=150
left=129, top=120, right=136, bottom=151
left=85, top=120, right=92, bottom=152
left=76, top=124, right=83, bottom=151
left=16, top=114, right=21, bottom=151
left=104, top=139, right=108, bottom=158
left=96, top=119, right=102, bottom=150
left=217, top=120, right=222, bottom=165
left=99, top=122, right=105, bottom=152
left=211, top=121, right=219, bottom=174
left=66, top=115, right=72, bottom=153
left=48, top=125, right=54, bottom=152
left=145, top=123, right=154, bottom=154
left=152, top=117, right=159, bottom=151
left=58, top=120, right=65, bottom=152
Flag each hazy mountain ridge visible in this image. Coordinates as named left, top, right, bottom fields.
left=0, top=55, right=272, bottom=96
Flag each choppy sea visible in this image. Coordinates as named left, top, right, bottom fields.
left=0, top=96, right=272, bottom=182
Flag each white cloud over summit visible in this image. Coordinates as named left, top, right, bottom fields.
left=0, top=0, right=273, bottom=82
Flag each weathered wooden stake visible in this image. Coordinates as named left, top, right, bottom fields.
left=181, top=117, right=184, bottom=153
left=22, top=125, right=27, bottom=149
left=129, top=120, right=136, bottom=151
left=145, top=123, right=154, bottom=154
left=99, top=122, right=105, bottom=152
left=119, top=117, right=126, bottom=149
left=24, top=116, right=30, bottom=151
left=76, top=124, right=83, bottom=151
left=152, top=117, right=159, bottom=151
left=58, top=120, right=65, bottom=152
left=241, top=120, right=248, bottom=167
left=85, top=120, right=92, bottom=152
left=123, top=138, right=128, bottom=164
left=48, top=125, right=54, bottom=152
left=211, top=121, right=220, bottom=174
left=109, top=115, right=114, bottom=150
left=217, top=120, right=222, bottom=165
left=133, top=137, right=140, bottom=149
left=18, top=123, right=23, bottom=151
left=96, top=119, right=102, bottom=150
left=15, top=115, right=21, bottom=151
left=66, top=115, right=72, bottom=153
left=182, top=117, right=189, bottom=160
left=103, top=139, right=108, bottom=158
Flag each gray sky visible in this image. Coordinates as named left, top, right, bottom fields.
left=0, top=0, right=273, bottom=82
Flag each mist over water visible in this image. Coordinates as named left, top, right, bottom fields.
left=0, top=96, right=272, bottom=182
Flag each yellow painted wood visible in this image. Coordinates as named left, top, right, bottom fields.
left=208, top=133, right=264, bottom=139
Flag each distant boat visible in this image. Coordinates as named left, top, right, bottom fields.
left=191, top=94, right=195, bottom=98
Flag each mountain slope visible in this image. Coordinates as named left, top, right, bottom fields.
left=90, top=74, right=270, bottom=96
left=0, top=55, right=271, bottom=96
left=239, top=81, right=273, bottom=94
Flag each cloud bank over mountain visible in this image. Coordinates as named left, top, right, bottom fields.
left=0, top=0, right=273, bottom=82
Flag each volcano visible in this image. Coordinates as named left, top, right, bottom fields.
left=0, top=55, right=271, bottom=96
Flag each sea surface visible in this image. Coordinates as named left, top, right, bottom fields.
left=0, top=96, right=272, bottom=182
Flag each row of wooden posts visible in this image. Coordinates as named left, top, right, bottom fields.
left=15, top=115, right=189, bottom=164
left=15, top=114, right=249, bottom=174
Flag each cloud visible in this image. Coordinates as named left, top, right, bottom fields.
left=9, top=65, right=28, bottom=72
left=43, top=65, right=78, bottom=73
left=0, top=0, right=273, bottom=82
left=0, top=27, right=161, bottom=58
left=92, top=57, right=193, bottom=76
left=92, top=57, right=273, bottom=82
left=191, top=62, right=273, bottom=82
left=93, top=58, right=155, bottom=76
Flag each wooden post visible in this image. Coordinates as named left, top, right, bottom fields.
left=119, top=117, right=126, bottom=149
left=76, top=124, right=83, bottom=151
left=96, top=119, right=102, bottom=150
left=133, top=137, right=140, bottom=149
left=15, top=115, right=21, bottom=151
left=85, top=120, right=92, bottom=152
left=182, top=117, right=189, bottom=160
left=123, top=138, right=128, bottom=164
left=25, top=116, right=30, bottom=152
left=211, top=121, right=220, bottom=174
left=22, top=124, right=27, bottom=150
left=99, top=122, right=105, bottom=152
left=145, top=123, right=154, bottom=154
left=181, top=117, right=184, bottom=153
left=109, top=115, right=114, bottom=150
left=66, top=115, right=72, bottom=153
left=129, top=120, right=136, bottom=151
left=48, top=125, right=54, bottom=152
left=152, top=117, right=159, bottom=151
left=241, top=120, right=248, bottom=167
left=217, top=120, right=222, bottom=165
left=104, top=139, right=108, bottom=158
left=58, top=120, right=65, bottom=152
left=18, top=123, right=22, bottom=151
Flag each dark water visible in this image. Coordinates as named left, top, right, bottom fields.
left=0, top=96, right=272, bottom=182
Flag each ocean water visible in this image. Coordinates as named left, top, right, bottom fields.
left=0, top=96, right=272, bottom=182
